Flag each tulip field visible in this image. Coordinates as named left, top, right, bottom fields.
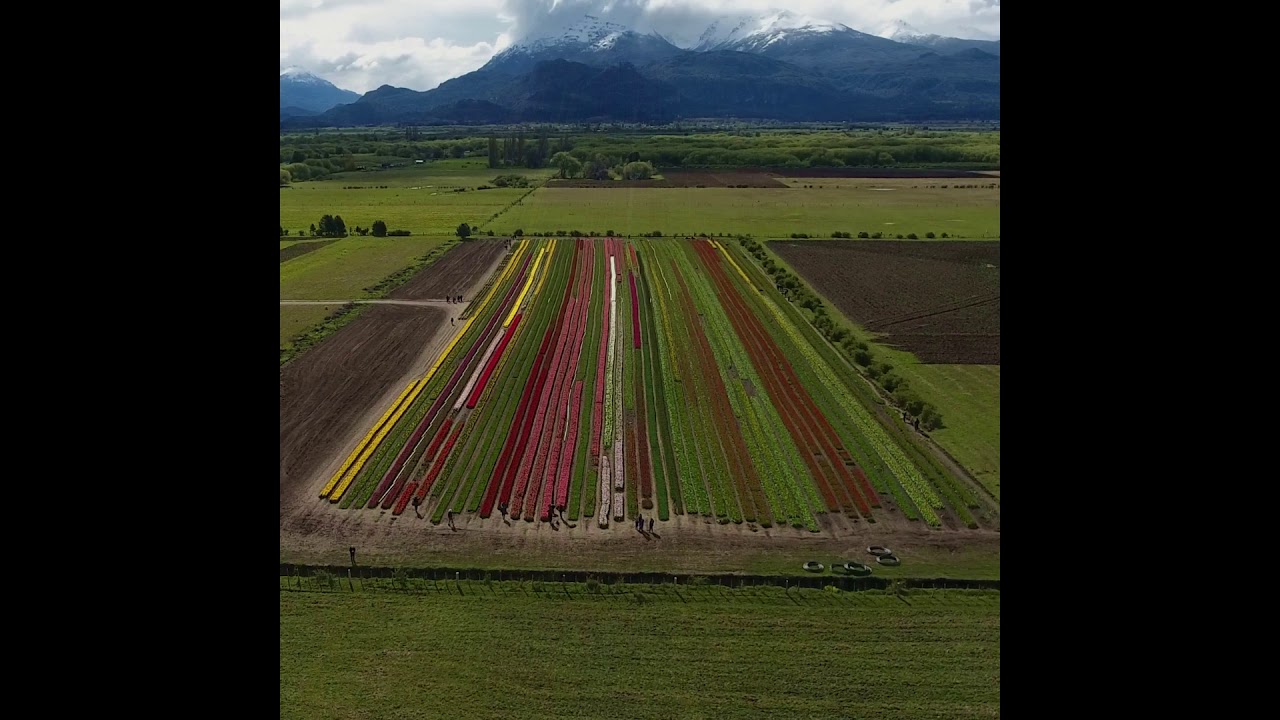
left=316, top=236, right=986, bottom=531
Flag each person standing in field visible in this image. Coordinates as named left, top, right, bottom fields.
left=447, top=508, right=456, bottom=530
left=648, top=518, right=654, bottom=533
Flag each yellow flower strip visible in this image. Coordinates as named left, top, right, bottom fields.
left=319, top=377, right=420, bottom=498
left=504, top=246, right=544, bottom=328
left=331, top=242, right=530, bottom=501
left=713, top=240, right=756, bottom=292
left=474, top=238, right=527, bottom=318
left=533, top=238, right=556, bottom=296
left=328, top=374, right=431, bottom=502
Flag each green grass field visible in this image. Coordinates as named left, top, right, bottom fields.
left=497, top=181, right=999, bottom=239
left=281, top=159, right=557, bottom=236
left=280, top=236, right=449, bottom=300
left=894, top=363, right=1000, bottom=499
left=281, top=304, right=346, bottom=346
left=280, top=585, right=1000, bottom=720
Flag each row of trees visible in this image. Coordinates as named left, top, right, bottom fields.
left=550, top=152, right=654, bottom=181
left=280, top=217, right=409, bottom=238
left=737, top=237, right=944, bottom=431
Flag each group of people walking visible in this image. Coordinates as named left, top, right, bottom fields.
left=635, top=515, right=655, bottom=534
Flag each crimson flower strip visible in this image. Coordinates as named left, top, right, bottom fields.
left=391, top=481, right=419, bottom=515
left=466, top=313, right=522, bottom=408
left=478, top=252, right=562, bottom=517
left=693, top=241, right=873, bottom=516
left=685, top=244, right=842, bottom=513
left=524, top=245, right=581, bottom=520
left=508, top=247, right=578, bottom=517
left=415, top=420, right=465, bottom=501
left=367, top=252, right=532, bottom=508
left=704, top=241, right=878, bottom=513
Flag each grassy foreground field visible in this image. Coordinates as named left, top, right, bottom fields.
left=280, top=585, right=1000, bottom=720
left=497, top=181, right=999, bottom=239
left=280, top=236, right=449, bottom=300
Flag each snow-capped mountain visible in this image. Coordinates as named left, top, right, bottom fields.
left=878, top=20, right=930, bottom=42
left=701, top=10, right=852, bottom=53
left=482, top=14, right=683, bottom=75
left=279, top=67, right=360, bottom=113
left=875, top=20, right=1001, bottom=57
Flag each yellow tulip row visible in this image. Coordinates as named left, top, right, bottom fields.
left=328, top=239, right=530, bottom=502
left=712, top=240, right=757, bottom=292
left=475, top=238, right=528, bottom=320
left=327, top=373, right=432, bottom=502
left=504, top=245, right=544, bottom=328
left=533, top=238, right=556, bottom=296
left=319, top=377, right=421, bottom=498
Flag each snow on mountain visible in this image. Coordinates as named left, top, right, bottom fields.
left=877, top=20, right=930, bottom=41
left=690, top=14, right=760, bottom=51
left=702, top=9, right=852, bottom=52
left=505, top=14, right=631, bottom=53
left=483, top=13, right=681, bottom=74
left=280, top=66, right=329, bottom=85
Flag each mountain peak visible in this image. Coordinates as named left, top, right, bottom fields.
left=879, top=20, right=930, bottom=41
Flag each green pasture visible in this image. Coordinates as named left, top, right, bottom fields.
left=862, top=343, right=1001, bottom=500
left=281, top=585, right=1000, bottom=720
left=279, top=236, right=449, bottom=300
left=496, top=182, right=999, bottom=239
left=280, top=160, right=556, bottom=236
left=280, top=304, right=346, bottom=346
left=894, top=363, right=1000, bottom=499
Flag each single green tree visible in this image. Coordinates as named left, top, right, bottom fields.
left=371, top=220, right=388, bottom=237
left=456, top=222, right=472, bottom=239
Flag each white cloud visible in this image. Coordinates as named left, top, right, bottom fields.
left=280, top=0, right=999, bottom=94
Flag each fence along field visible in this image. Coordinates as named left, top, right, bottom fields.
left=312, top=236, right=996, bottom=532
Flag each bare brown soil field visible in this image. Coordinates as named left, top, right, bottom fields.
left=547, top=169, right=787, bottom=188
left=388, top=239, right=506, bottom=300
left=279, top=483, right=999, bottom=575
left=279, top=240, right=337, bottom=263
left=280, top=305, right=449, bottom=504
left=771, top=240, right=1000, bottom=364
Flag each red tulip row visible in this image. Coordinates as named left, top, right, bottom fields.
left=629, top=270, right=641, bottom=349
left=490, top=244, right=578, bottom=515
left=367, top=251, right=533, bottom=508
left=392, top=481, right=419, bottom=515
left=520, top=293, right=578, bottom=520
left=539, top=243, right=594, bottom=519
left=414, top=419, right=465, bottom=502
left=376, top=412, right=453, bottom=507
left=692, top=240, right=877, bottom=516
left=479, top=295, right=555, bottom=517
left=379, top=417, right=453, bottom=510
left=466, top=313, right=522, bottom=408
left=523, top=242, right=593, bottom=519
left=556, top=379, right=585, bottom=510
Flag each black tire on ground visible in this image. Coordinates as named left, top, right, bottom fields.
left=876, top=555, right=901, bottom=566
left=867, top=545, right=892, bottom=556
left=803, top=561, right=825, bottom=572
left=843, top=562, right=873, bottom=576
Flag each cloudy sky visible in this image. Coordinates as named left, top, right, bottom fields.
left=281, top=0, right=1001, bottom=94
